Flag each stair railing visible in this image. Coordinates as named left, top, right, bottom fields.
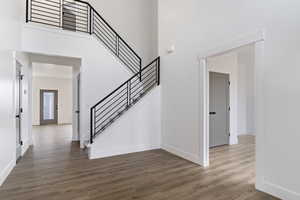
left=26, top=0, right=142, bottom=74
left=90, top=57, right=160, bottom=144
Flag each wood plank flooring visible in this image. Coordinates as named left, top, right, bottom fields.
left=0, top=126, right=279, bottom=200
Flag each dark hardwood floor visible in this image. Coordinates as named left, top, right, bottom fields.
left=0, top=126, right=279, bottom=200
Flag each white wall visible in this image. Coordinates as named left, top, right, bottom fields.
left=90, top=88, right=161, bottom=159
left=0, top=0, right=21, bottom=186
left=0, top=52, right=17, bottom=186
left=32, top=75, right=73, bottom=125
left=88, top=0, right=158, bottom=65
left=158, top=0, right=300, bottom=199
left=237, top=45, right=255, bottom=135
left=207, top=52, right=238, bottom=145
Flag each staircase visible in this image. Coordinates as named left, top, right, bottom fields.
left=90, top=57, right=159, bottom=143
left=26, top=0, right=160, bottom=144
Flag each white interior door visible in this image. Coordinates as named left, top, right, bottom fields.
left=209, top=72, right=230, bottom=148
left=15, top=62, right=22, bottom=160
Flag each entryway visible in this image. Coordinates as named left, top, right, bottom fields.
left=13, top=51, right=83, bottom=164
left=206, top=43, right=256, bottom=154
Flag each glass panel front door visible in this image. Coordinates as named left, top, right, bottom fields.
left=43, top=92, right=55, bottom=120
left=40, top=90, right=58, bottom=125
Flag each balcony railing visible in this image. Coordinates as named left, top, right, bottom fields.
left=26, top=0, right=142, bottom=74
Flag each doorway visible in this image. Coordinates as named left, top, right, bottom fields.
left=40, top=89, right=58, bottom=125
left=209, top=72, right=230, bottom=148
left=12, top=51, right=83, bottom=167
left=15, top=61, right=23, bottom=161
left=199, top=33, right=264, bottom=169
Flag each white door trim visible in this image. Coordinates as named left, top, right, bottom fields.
left=198, top=30, right=265, bottom=170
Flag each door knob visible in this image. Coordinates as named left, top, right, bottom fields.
left=209, top=112, right=216, bottom=115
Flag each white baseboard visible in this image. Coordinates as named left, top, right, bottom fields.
left=230, top=135, right=239, bottom=145
left=162, top=144, right=202, bottom=166
left=0, top=159, right=15, bottom=186
left=21, top=139, right=30, bottom=156
left=89, top=144, right=160, bottom=159
left=256, top=179, right=300, bottom=200
left=238, top=132, right=256, bottom=136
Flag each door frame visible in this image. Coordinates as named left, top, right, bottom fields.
left=198, top=31, right=265, bottom=168
left=72, top=73, right=81, bottom=143
left=209, top=71, right=230, bottom=148
left=40, top=89, right=58, bottom=125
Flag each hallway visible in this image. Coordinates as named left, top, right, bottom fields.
left=0, top=127, right=278, bottom=200
left=32, top=125, right=73, bottom=149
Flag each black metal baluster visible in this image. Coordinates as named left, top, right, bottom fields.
left=26, top=0, right=29, bottom=22
left=94, top=108, right=96, bottom=138
left=89, top=6, right=92, bottom=34
left=126, top=81, right=129, bottom=107
left=59, top=0, right=62, bottom=28
left=157, top=57, right=160, bottom=86
left=116, top=36, right=119, bottom=57
left=128, top=80, right=131, bottom=105
left=90, top=107, right=93, bottom=144
left=139, top=59, right=142, bottom=82
left=30, top=0, right=32, bottom=22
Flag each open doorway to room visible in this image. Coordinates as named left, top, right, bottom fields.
left=32, top=63, right=75, bottom=148
left=207, top=44, right=256, bottom=149
left=199, top=33, right=265, bottom=170
left=207, top=43, right=256, bottom=151
left=14, top=52, right=82, bottom=161
left=201, top=42, right=260, bottom=191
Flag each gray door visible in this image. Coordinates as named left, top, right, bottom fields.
left=15, top=62, right=22, bottom=161
left=209, top=72, right=230, bottom=148
left=40, top=90, right=58, bottom=125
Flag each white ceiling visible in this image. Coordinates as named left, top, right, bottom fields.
left=32, top=63, right=73, bottom=79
